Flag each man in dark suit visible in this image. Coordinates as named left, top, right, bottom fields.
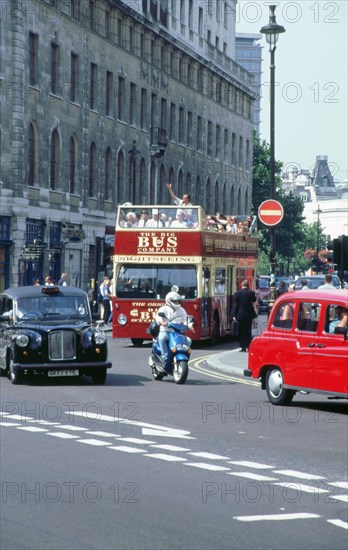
left=232, top=280, right=257, bottom=352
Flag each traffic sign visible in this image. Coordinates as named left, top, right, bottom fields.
left=258, top=200, right=284, bottom=226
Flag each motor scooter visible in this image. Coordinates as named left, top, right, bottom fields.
left=148, top=313, right=192, bottom=384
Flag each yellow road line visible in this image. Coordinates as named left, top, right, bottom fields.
left=190, top=356, right=260, bottom=386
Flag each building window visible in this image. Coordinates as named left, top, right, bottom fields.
left=170, top=103, right=176, bottom=140
left=140, top=88, right=147, bottom=129
left=224, top=129, right=229, bottom=162
left=70, top=52, right=79, bottom=102
left=196, top=116, right=202, bottom=151
left=216, top=125, right=221, bottom=159
left=140, top=33, right=145, bottom=59
left=89, top=0, right=96, bottom=31
left=246, top=139, right=250, bottom=171
left=239, top=136, right=243, bottom=167
left=105, top=10, right=110, bottom=39
left=106, top=70, right=113, bottom=116
left=232, top=132, right=237, bottom=165
left=180, top=0, right=185, bottom=23
left=198, top=8, right=203, bottom=36
left=50, top=129, right=60, bottom=190
left=29, top=32, right=38, bottom=87
left=90, top=63, right=98, bottom=110
left=50, top=42, right=60, bottom=95
left=188, top=0, right=193, bottom=28
left=129, top=26, right=134, bottom=52
left=118, top=76, right=125, bottom=121
left=161, top=98, right=167, bottom=130
left=116, top=150, right=125, bottom=204
left=69, top=136, right=77, bottom=194
left=179, top=107, right=185, bottom=144
left=28, top=123, right=36, bottom=186
left=88, top=142, right=97, bottom=197
left=207, top=121, right=212, bottom=156
left=105, top=147, right=112, bottom=201
left=207, top=30, right=211, bottom=44
left=151, top=39, right=156, bottom=65
left=117, top=18, right=122, bottom=46
left=151, top=92, right=157, bottom=132
left=130, top=83, right=137, bottom=125
left=187, top=111, right=193, bottom=147
left=71, top=0, right=80, bottom=20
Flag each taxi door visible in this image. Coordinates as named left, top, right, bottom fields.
left=293, top=301, right=321, bottom=390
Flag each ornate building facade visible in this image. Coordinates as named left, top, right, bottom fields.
left=0, top=0, right=256, bottom=290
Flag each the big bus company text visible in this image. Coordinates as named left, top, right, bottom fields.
left=112, top=206, right=258, bottom=346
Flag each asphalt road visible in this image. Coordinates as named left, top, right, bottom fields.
left=1, top=333, right=347, bottom=550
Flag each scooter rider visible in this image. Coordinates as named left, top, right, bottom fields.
left=155, top=291, right=194, bottom=365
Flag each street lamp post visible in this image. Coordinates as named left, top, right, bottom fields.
left=128, top=141, right=140, bottom=204
left=260, top=5, right=285, bottom=307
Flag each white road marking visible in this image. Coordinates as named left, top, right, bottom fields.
left=77, top=439, right=111, bottom=446
left=327, top=519, right=348, bottom=530
left=188, top=452, right=230, bottom=460
left=328, top=495, right=348, bottom=503
left=116, top=437, right=156, bottom=445
left=227, top=472, right=278, bottom=481
left=52, top=424, right=87, bottom=431
left=184, top=463, right=230, bottom=471
left=273, top=482, right=329, bottom=494
left=0, top=414, right=34, bottom=421
left=88, top=431, right=121, bottom=438
left=234, top=513, right=321, bottom=522
left=273, top=470, right=325, bottom=480
left=108, top=446, right=147, bottom=453
left=46, top=432, right=80, bottom=439
left=149, top=444, right=191, bottom=452
left=65, top=411, right=196, bottom=439
left=228, top=461, right=274, bottom=469
left=27, top=420, right=60, bottom=425
left=16, top=426, right=48, bottom=433
left=327, top=482, right=348, bottom=489
left=147, top=453, right=187, bottom=462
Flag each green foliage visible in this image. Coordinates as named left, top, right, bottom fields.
left=252, top=133, right=327, bottom=275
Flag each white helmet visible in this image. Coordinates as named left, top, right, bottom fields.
left=165, top=291, right=182, bottom=309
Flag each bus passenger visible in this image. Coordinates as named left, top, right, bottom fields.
left=171, top=211, right=187, bottom=228
left=145, top=209, right=164, bottom=228
left=166, top=183, right=192, bottom=207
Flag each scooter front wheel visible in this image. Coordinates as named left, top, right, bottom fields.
left=173, top=360, right=188, bottom=384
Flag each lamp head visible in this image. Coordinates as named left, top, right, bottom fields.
left=260, top=5, right=285, bottom=49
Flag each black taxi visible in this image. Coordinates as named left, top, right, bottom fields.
left=0, top=285, right=112, bottom=384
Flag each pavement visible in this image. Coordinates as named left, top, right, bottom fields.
left=205, top=347, right=249, bottom=377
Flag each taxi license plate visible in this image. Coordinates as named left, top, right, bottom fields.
left=48, top=369, right=79, bottom=377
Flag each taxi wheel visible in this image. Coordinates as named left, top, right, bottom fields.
left=265, top=368, right=294, bottom=406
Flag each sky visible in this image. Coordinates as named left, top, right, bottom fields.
left=235, top=0, right=348, bottom=182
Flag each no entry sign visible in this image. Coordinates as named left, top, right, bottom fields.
left=258, top=200, right=284, bottom=226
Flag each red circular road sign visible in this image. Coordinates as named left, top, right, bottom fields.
left=258, top=200, right=284, bottom=226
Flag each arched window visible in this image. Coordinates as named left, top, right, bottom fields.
left=159, top=164, right=166, bottom=204
left=139, top=158, right=146, bottom=203
left=168, top=167, right=175, bottom=186
left=105, top=147, right=112, bottom=201
left=237, top=187, right=241, bottom=214
left=69, top=136, right=78, bottom=194
left=245, top=189, right=249, bottom=214
left=50, top=128, right=60, bottom=190
left=178, top=169, right=183, bottom=197
left=116, top=150, right=125, bottom=204
left=222, top=181, right=227, bottom=213
left=28, top=123, right=36, bottom=186
left=88, top=142, right=97, bottom=197
left=186, top=173, right=191, bottom=198
left=230, top=185, right=234, bottom=213
left=149, top=159, right=156, bottom=203
left=195, top=175, right=201, bottom=205
left=205, top=177, right=211, bottom=212
left=214, top=180, right=219, bottom=212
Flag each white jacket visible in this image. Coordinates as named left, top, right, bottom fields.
left=155, top=305, right=188, bottom=332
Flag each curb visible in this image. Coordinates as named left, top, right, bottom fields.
left=205, top=348, right=249, bottom=377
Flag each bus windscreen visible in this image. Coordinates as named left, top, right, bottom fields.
left=116, top=265, right=197, bottom=300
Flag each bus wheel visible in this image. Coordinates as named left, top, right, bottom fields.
left=131, top=338, right=144, bottom=347
left=211, top=312, right=220, bottom=344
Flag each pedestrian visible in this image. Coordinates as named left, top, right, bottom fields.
left=32, top=279, right=41, bottom=286
left=300, top=279, right=310, bottom=290
left=277, top=281, right=287, bottom=297
left=232, top=280, right=257, bottom=352
left=101, top=276, right=112, bottom=324
left=318, top=273, right=336, bottom=290
left=58, top=272, right=69, bottom=286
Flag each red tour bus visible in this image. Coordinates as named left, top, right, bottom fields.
left=112, top=205, right=258, bottom=346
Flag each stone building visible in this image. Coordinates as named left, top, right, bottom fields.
left=0, top=0, right=256, bottom=290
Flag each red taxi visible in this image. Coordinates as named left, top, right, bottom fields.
left=244, top=290, right=348, bottom=405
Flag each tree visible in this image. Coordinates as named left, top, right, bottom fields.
left=252, top=133, right=327, bottom=275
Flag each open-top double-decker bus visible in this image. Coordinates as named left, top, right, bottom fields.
left=112, top=205, right=258, bottom=346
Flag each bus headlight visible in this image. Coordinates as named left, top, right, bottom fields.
left=118, top=314, right=128, bottom=326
